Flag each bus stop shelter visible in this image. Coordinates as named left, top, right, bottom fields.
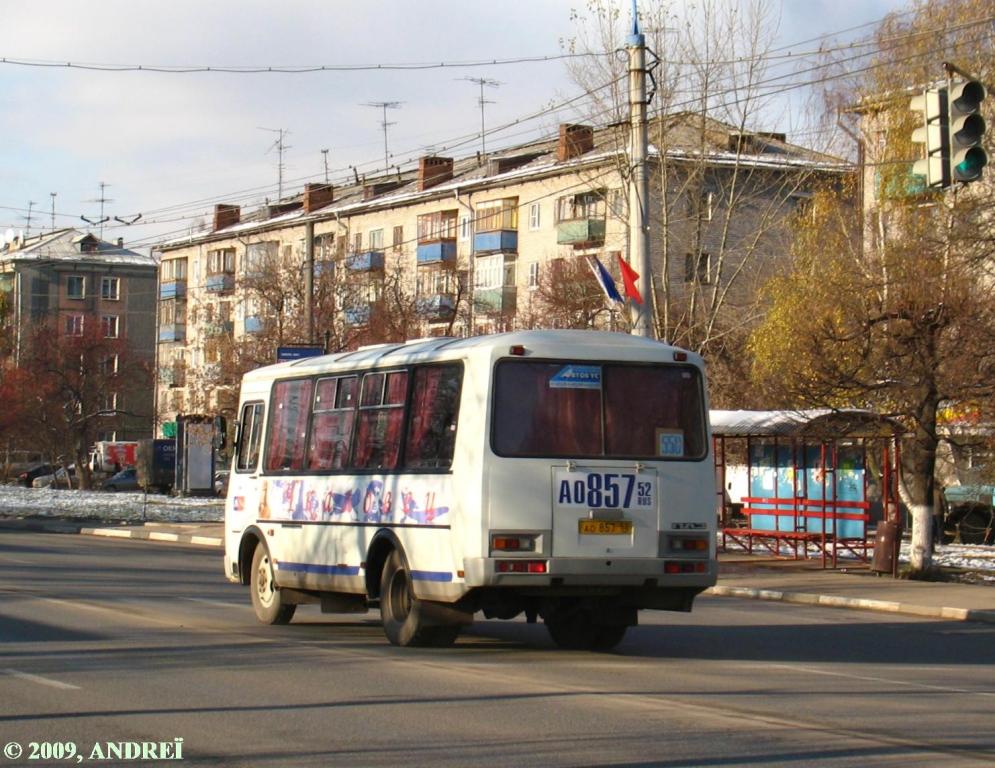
left=712, top=409, right=904, bottom=568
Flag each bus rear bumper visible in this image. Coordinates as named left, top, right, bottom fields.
left=463, top=556, right=717, bottom=590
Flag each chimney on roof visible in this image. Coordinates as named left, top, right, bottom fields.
left=116, top=237, right=124, bottom=248
left=303, top=183, right=334, bottom=213
left=418, top=156, right=454, bottom=191
left=213, top=203, right=240, bottom=232
left=557, top=124, right=594, bottom=162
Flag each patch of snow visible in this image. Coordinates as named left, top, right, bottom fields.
left=0, top=484, right=222, bottom=523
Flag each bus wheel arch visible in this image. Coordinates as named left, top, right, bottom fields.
left=238, top=527, right=267, bottom=586
left=365, top=529, right=404, bottom=600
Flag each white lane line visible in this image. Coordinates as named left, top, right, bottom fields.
left=0, top=554, right=33, bottom=564
left=4, top=668, right=80, bottom=690
left=179, top=597, right=244, bottom=609
left=761, top=662, right=995, bottom=699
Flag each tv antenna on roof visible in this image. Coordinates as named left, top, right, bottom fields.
left=259, top=127, right=291, bottom=199
left=363, top=101, right=403, bottom=173
left=461, top=77, right=501, bottom=158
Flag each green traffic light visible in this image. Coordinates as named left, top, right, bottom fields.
left=954, top=147, right=988, bottom=181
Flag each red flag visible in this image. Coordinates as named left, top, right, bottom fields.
left=616, top=253, right=644, bottom=304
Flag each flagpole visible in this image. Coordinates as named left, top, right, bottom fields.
left=627, top=0, right=653, bottom=338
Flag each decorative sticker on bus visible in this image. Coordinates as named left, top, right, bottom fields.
left=257, top=477, right=450, bottom=525
left=548, top=365, right=602, bottom=390
left=554, top=470, right=656, bottom=509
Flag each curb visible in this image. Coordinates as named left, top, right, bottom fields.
left=79, top=526, right=223, bottom=548
left=705, top=584, right=995, bottom=625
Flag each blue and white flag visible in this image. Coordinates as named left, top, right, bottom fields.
left=587, top=256, right=623, bottom=303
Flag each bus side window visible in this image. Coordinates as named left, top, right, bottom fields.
left=353, top=371, right=408, bottom=470
left=265, top=379, right=314, bottom=472
left=236, top=402, right=264, bottom=472
left=307, top=376, right=357, bottom=471
left=404, top=364, right=462, bottom=470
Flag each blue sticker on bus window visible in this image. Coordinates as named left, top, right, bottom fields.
left=549, top=365, right=601, bottom=389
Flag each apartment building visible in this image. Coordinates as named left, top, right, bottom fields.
left=155, top=115, right=848, bottom=430
left=0, top=228, right=158, bottom=442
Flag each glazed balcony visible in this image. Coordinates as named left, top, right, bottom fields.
left=416, top=239, right=457, bottom=264
left=205, top=273, right=235, bottom=293
left=417, top=293, right=456, bottom=320
left=474, top=286, right=517, bottom=315
left=244, top=316, right=264, bottom=334
left=347, top=251, right=385, bottom=271
left=158, top=323, right=186, bottom=343
left=159, top=280, right=187, bottom=300
left=556, top=218, right=606, bottom=246
left=473, top=230, right=517, bottom=254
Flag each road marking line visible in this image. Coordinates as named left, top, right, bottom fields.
left=762, top=662, right=995, bottom=698
left=0, top=554, right=33, bottom=564
left=179, top=597, right=243, bottom=609
left=4, top=668, right=80, bottom=690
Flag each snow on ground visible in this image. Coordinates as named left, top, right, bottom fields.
left=0, top=484, right=223, bottom=523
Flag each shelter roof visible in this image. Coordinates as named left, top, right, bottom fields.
left=710, top=409, right=904, bottom=439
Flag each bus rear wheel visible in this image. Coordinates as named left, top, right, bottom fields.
left=250, top=544, right=296, bottom=625
left=379, top=550, right=459, bottom=647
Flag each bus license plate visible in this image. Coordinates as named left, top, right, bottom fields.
left=579, top=519, right=633, bottom=535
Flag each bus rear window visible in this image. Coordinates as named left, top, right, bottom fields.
left=492, top=360, right=706, bottom=460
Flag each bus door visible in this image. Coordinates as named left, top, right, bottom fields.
left=229, top=401, right=266, bottom=531
left=551, top=466, right=660, bottom=558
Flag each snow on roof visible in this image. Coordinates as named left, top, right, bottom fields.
left=710, top=409, right=904, bottom=438
left=1, top=229, right=155, bottom=267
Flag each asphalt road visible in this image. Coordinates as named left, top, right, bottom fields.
left=1, top=531, right=994, bottom=767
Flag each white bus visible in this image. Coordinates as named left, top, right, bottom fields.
left=224, top=330, right=716, bottom=649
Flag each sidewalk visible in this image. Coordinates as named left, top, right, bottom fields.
left=4, top=517, right=995, bottom=625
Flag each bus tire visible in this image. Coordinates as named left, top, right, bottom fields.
left=250, top=544, right=296, bottom=625
left=380, top=550, right=458, bottom=647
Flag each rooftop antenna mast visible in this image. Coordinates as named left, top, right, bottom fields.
left=83, top=182, right=113, bottom=238
left=259, top=127, right=291, bottom=199
left=363, top=101, right=403, bottom=173
left=462, top=77, right=501, bottom=157
left=22, top=201, right=36, bottom=237
left=321, top=148, right=330, bottom=183
left=49, top=192, right=57, bottom=231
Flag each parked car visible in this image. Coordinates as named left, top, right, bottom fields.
left=214, top=470, right=230, bottom=497
left=102, top=467, right=139, bottom=492
left=17, top=463, right=54, bottom=487
left=32, top=466, right=76, bottom=489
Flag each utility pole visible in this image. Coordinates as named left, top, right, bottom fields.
left=627, top=0, right=653, bottom=338
left=462, top=77, right=501, bottom=157
left=259, top=127, right=291, bottom=199
left=321, top=148, right=330, bottom=183
left=363, top=101, right=402, bottom=173
left=49, top=192, right=57, bottom=231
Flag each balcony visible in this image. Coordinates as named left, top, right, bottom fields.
left=159, top=324, right=186, bottom=343
left=158, top=365, right=186, bottom=388
left=347, top=251, right=385, bottom=271
left=416, top=240, right=457, bottom=264
left=473, top=230, right=518, bottom=254
left=202, top=363, right=224, bottom=384
left=474, top=287, right=517, bottom=315
left=556, top=218, right=606, bottom=246
left=417, top=293, right=456, bottom=321
left=314, top=259, right=335, bottom=277
left=205, top=273, right=235, bottom=293
left=159, top=280, right=187, bottom=300
left=203, top=321, right=234, bottom=337
left=244, top=316, right=264, bottom=334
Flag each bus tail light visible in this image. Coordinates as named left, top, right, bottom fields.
left=664, top=561, right=707, bottom=574
left=670, top=536, right=709, bottom=552
left=491, top=533, right=538, bottom=552
left=496, top=560, right=547, bottom=574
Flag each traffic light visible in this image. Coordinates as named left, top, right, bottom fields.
left=910, top=87, right=949, bottom=188
left=946, top=78, right=988, bottom=183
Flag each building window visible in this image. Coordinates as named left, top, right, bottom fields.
left=244, top=242, right=277, bottom=275
left=101, top=355, right=119, bottom=376
left=417, top=210, right=458, bottom=243
left=314, top=233, right=335, bottom=261
left=101, top=315, right=120, bottom=338
left=353, top=232, right=363, bottom=253
left=476, top=198, right=518, bottom=232
left=685, top=252, right=711, bottom=284
left=528, top=262, right=540, bottom=289
left=609, top=189, right=626, bottom=218
left=208, top=248, right=236, bottom=275
left=555, top=190, right=606, bottom=221
left=101, top=276, right=120, bottom=301
left=67, top=275, right=85, bottom=299
left=65, top=314, right=84, bottom=336
left=529, top=203, right=541, bottom=230
left=475, top=254, right=503, bottom=289
left=459, top=214, right=471, bottom=241
left=369, top=229, right=384, bottom=251
left=101, top=392, right=118, bottom=413
left=392, top=225, right=404, bottom=252
left=161, top=259, right=187, bottom=282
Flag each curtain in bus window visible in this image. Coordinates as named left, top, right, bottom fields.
left=404, top=365, right=461, bottom=469
left=493, top=362, right=601, bottom=457
left=603, top=365, right=705, bottom=458
left=265, top=379, right=314, bottom=471
left=353, top=371, right=408, bottom=469
left=307, top=411, right=356, bottom=470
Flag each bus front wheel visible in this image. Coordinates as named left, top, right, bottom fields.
left=379, top=550, right=459, bottom=647
left=250, top=544, right=296, bottom=625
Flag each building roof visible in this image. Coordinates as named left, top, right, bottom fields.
left=0, top=229, right=155, bottom=268
left=160, top=112, right=851, bottom=251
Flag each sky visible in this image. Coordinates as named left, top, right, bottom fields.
left=0, top=0, right=912, bottom=252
